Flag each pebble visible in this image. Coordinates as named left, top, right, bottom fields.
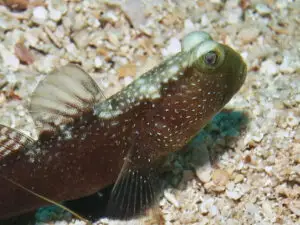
left=212, top=169, right=229, bottom=187
left=279, top=55, right=296, bottom=74
left=184, top=19, right=196, bottom=33
left=107, top=32, right=120, bottom=47
left=209, top=205, right=219, bottom=216
left=72, top=30, right=89, bottom=49
left=0, top=93, right=6, bottom=105
left=49, top=0, right=67, bottom=15
left=226, top=183, right=250, bottom=200
left=0, top=44, right=20, bottom=71
left=117, top=63, right=136, bottom=78
left=123, top=76, right=134, bottom=86
left=227, top=8, right=242, bottom=24
left=94, top=56, right=103, bottom=69
left=196, top=166, right=212, bottom=183
left=14, top=43, right=34, bottom=65
left=295, top=94, right=300, bottom=103
left=199, top=198, right=215, bottom=215
left=119, top=0, right=161, bottom=28
left=286, top=112, right=299, bottom=128
left=276, top=0, right=288, bottom=9
left=252, top=132, right=264, bottom=143
left=201, top=14, right=209, bottom=27
left=87, top=15, right=101, bottom=28
left=161, top=37, right=181, bottom=57
left=164, top=190, right=180, bottom=208
left=226, top=190, right=243, bottom=200
left=260, top=59, right=278, bottom=76
left=69, top=220, right=87, bottom=225
left=234, top=174, right=244, bottom=183
left=35, top=54, right=59, bottom=73
left=198, top=218, right=209, bottom=225
left=2, top=0, right=29, bottom=11
left=289, top=200, right=300, bottom=216
left=193, top=146, right=212, bottom=183
left=65, top=43, right=80, bottom=58
left=52, top=221, right=68, bottom=225
left=32, top=6, right=49, bottom=24
left=238, top=28, right=260, bottom=44
left=210, top=0, right=222, bottom=3
left=226, top=219, right=239, bottom=225
left=72, top=14, right=87, bottom=31
left=264, top=166, right=273, bottom=176
left=49, top=8, right=63, bottom=22
left=0, top=17, right=19, bottom=30
left=255, top=3, right=272, bottom=16
left=245, top=202, right=259, bottom=215
left=294, top=129, right=300, bottom=142
left=101, top=11, right=119, bottom=24
left=262, top=202, right=274, bottom=218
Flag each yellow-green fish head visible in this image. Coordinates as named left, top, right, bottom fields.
left=185, top=31, right=247, bottom=103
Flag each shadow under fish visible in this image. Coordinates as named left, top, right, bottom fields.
left=0, top=31, right=247, bottom=222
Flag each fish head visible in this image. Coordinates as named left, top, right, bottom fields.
left=185, top=32, right=247, bottom=103
left=215, top=43, right=247, bottom=97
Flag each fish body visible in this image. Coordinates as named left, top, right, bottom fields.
left=0, top=31, right=247, bottom=219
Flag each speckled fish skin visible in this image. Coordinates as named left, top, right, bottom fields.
left=0, top=31, right=247, bottom=219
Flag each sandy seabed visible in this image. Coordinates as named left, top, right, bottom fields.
left=0, top=0, right=299, bottom=225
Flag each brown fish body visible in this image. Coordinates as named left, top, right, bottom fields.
left=0, top=31, right=247, bottom=219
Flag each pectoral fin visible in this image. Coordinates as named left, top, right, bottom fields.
left=106, top=147, right=163, bottom=220
left=29, top=64, right=104, bottom=136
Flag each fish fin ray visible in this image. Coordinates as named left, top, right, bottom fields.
left=29, top=64, right=105, bottom=136
left=0, top=124, right=34, bottom=159
left=106, top=155, right=162, bottom=220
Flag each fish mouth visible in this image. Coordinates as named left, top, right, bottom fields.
left=239, top=62, right=247, bottom=84
left=230, top=62, right=247, bottom=97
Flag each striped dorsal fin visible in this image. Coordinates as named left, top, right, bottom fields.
left=29, top=64, right=104, bottom=136
left=0, top=124, right=34, bottom=159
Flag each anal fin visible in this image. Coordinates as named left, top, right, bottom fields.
left=0, top=124, right=34, bottom=159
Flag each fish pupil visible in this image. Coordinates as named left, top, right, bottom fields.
left=204, top=51, right=218, bottom=66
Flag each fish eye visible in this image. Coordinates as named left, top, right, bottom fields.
left=204, top=51, right=218, bottom=66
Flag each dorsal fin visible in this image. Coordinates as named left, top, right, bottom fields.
left=29, top=64, right=104, bottom=135
left=0, top=124, right=34, bottom=159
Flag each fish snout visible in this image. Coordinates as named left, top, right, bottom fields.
left=239, top=62, right=247, bottom=84
left=240, top=62, right=247, bottom=82
left=231, top=60, right=247, bottom=96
